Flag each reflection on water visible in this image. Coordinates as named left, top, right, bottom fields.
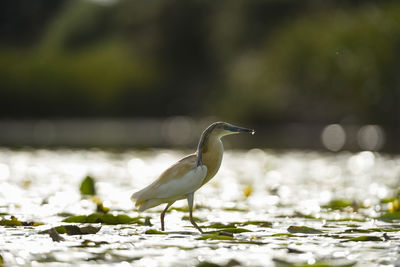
left=0, top=148, right=400, bottom=266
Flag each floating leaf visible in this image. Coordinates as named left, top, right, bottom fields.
left=145, top=229, right=167, bottom=235
left=287, top=226, right=323, bottom=234
left=377, top=211, right=400, bottom=222
left=322, top=199, right=352, bottom=210
left=347, top=236, right=383, bottom=242
left=205, top=222, right=237, bottom=229
left=49, top=228, right=65, bottom=242
left=80, top=175, right=96, bottom=195
left=197, top=262, right=222, bottom=267
left=144, top=217, right=152, bottom=226
left=0, top=216, right=42, bottom=227
left=182, top=215, right=205, bottom=223
left=42, top=225, right=101, bottom=235
left=240, top=220, right=272, bottom=228
left=62, top=215, right=87, bottom=223
left=62, top=213, right=144, bottom=225
left=210, top=228, right=252, bottom=234
left=96, top=202, right=110, bottom=213
left=273, top=258, right=357, bottom=267
left=197, top=234, right=235, bottom=241
left=271, top=233, right=297, bottom=237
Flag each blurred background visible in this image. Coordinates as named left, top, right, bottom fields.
left=0, top=0, right=399, bottom=152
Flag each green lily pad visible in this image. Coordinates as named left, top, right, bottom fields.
left=62, top=213, right=144, bottom=225
left=197, top=262, right=222, bottom=267
left=0, top=216, right=42, bottom=227
left=80, top=175, right=96, bottom=195
left=205, top=222, right=237, bottom=229
left=239, top=220, right=272, bottom=227
left=347, top=236, right=383, bottom=242
left=377, top=211, right=400, bottom=222
left=210, top=228, right=252, bottom=234
left=145, top=229, right=167, bottom=235
left=182, top=215, right=205, bottom=223
left=62, top=215, right=87, bottom=223
left=42, top=225, right=101, bottom=235
left=271, top=233, right=297, bottom=237
left=197, top=234, right=235, bottom=241
left=322, top=199, right=352, bottom=210
left=287, top=226, right=323, bottom=234
left=273, top=258, right=357, bottom=267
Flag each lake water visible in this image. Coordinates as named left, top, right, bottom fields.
left=0, top=148, right=400, bottom=266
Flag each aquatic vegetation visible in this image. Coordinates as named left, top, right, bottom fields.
left=322, top=199, right=353, bottom=210
left=346, top=236, right=383, bottom=242
left=197, top=233, right=235, bottom=241
left=1, top=149, right=400, bottom=266
left=287, top=226, right=323, bottom=234
left=41, top=225, right=101, bottom=235
left=62, top=213, right=144, bottom=225
left=377, top=211, right=400, bottom=222
left=0, top=216, right=42, bottom=227
left=209, top=228, right=252, bottom=234
left=79, top=175, right=96, bottom=195
left=273, top=258, right=357, bottom=267
left=145, top=229, right=167, bottom=235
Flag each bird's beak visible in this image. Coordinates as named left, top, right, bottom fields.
left=228, top=125, right=255, bottom=135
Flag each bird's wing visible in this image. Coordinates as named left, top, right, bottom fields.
left=132, top=154, right=208, bottom=202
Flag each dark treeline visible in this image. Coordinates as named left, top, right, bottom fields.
left=1, top=0, right=399, bottom=128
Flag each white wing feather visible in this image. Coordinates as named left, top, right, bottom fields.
left=132, top=165, right=207, bottom=202
left=153, top=165, right=207, bottom=198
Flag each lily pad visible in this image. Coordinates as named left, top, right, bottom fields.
left=287, top=226, right=323, bottom=234
left=210, top=228, right=252, bottom=234
left=346, top=236, right=383, bottom=242
left=145, top=229, right=167, bottom=235
left=322, top=199, right=352, bottom=210
left=197, top=234, right=235, bottom=241
left=273, top=258, right=357, bottom=267
left=80, top=175, right=96, bottom=195
left=272, top=233, right=297, bottom=237
left=182, top=215, right=205, bottom=223
left=239, top=220, right=272, bottom=228
left=205, top=222, right=237, bottom=229
left=0, top=216, right=42, bottom=227
left=42, top=225, right=101, bottom=235
left=377, top=211, right=400, bottom=222
left=62, top=213, right=144, bottom=225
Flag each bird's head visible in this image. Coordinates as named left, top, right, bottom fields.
left=208, top=121, right=255, bottom=137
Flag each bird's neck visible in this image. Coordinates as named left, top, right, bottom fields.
left=200, top=136, right=224, bottom=185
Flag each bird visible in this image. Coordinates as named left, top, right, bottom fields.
left=131, top=121, right=254, bottom=233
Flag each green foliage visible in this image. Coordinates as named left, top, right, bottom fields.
left=42, top=225, right=101, bottom=235
left=79, top=176, right=96, bottom=195
left=0, top=216, right=42, bottom=227
left=287, top=226, right=323, bottom=234
left=377, top=211, right=400, bottom=222
left=273, top=258, right=356, bottom=267
left=145, top=229, right=167, bottom=235
left=322, top=199, right=352, bottom=210
left=347, top=236, right=383, bottom=242
left=210, top=228, right=252, bottom=234
left=197, top=234, right=235, bottom=241
left=62, top=213, right=144, bottom=225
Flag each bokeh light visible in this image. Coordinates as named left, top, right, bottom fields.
left=321, top=124, right=346, bottom=152
left=357, top=125, right=385, bottom=151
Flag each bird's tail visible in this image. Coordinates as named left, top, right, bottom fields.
left=131, top=189, right=163, bottom=211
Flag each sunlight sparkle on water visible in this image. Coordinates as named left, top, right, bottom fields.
left=0, top=148, right=400, bottom=266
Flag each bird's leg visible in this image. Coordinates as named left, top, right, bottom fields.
left=160, top=202, right=173, bottom=231
left=186, top=193, right=203, bottom=234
